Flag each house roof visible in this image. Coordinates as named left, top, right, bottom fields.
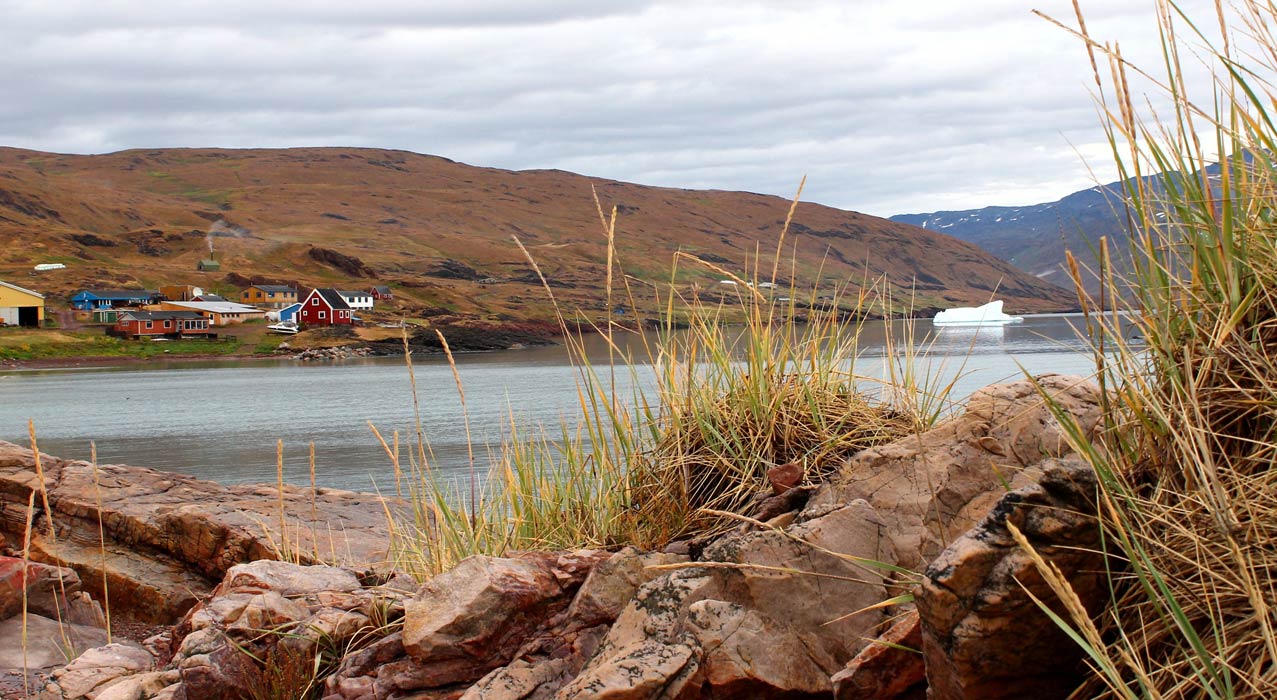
left=372, top=286, right=392, bottom=294
left=192, top=294, right=229, bottom=302
left=74, top=289, right=155, bottom=300
left=0, top=280, right=45, bottom=300
left=251, top=285, right=296, bottom=293
left=165, top=301, right=264, bottom=314
left=118, top=311, right=206, bottom=321
left=311, top=288, right=353, bottom=310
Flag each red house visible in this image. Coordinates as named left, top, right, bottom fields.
left=298, top=288, right=353, bottom=326
left=371, top=285, right=393, bottom=301
left=112, top=311, right=212, bottom=339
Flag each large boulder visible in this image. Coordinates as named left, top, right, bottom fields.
left=560, top=498, right=897, bottom=699
left=916, top=455, right=1107, bottom=700
left=810, top=373, right=1102, bottom=570
left=401, top=550, right=608, bottom=689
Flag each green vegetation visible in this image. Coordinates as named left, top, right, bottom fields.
left=1027, top=2, right=1277, bottom=697
left=0, top=328, right=241, bottom=361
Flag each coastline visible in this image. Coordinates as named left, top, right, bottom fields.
left=0, top=318, right=565, bottom=371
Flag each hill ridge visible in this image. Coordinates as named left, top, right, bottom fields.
left=0, top=146, right=1074, bottom=320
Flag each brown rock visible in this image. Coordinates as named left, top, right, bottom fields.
left=565, top=498, right=897, bottom=699
left=565, top=548, right=686, bottom=630
left=38, top=642, right=154, bottom=700
left=916, top=456, right=1106, bottom=700
left=0, top=440, right=398, bottom=624
left=809, top=374, right=1102, bottom=570
left=0, top=556, right=81, bottom=621
left=831, top=610, right=924, bottom=700
left=401, top=551, right=607, bottom=689
left=686, top=599, right=831, bottom=697
left=766, top=461, right=803, bottom=494
left=750, top=484, right=817, bottom=522
left=91, top=671, right=180, bottom=700
left=556, top=568, right=718, bottom=699
left=214, top=560, right=362, bottom=597
left=0, top=614, right=109, bottom=672
left=700, top=498, right=896, bottom=667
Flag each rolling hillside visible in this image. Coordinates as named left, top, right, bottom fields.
left=0, top=147, right=1074, bottom=322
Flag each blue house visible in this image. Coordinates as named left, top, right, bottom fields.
left=70, top=289, right=157, bottom=310
left=277, top=302, right=302, bottom=323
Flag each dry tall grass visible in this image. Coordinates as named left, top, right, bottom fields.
left=1033, top=1, right=1277, bottom=697
left=387, top=188, right=935, bottom=579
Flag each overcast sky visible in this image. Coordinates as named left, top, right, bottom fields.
left=0, top=0, right=1225, bottom=216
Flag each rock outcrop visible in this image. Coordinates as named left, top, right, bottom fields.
left=0, top=441, right=398, bottom=624
left=8, top=375, right=1110, bottom=700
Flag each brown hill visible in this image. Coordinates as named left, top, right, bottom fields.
left=0, top=147, right=1072, bottom=321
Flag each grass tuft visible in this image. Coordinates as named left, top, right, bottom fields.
left=385, top=187, right=937, bottom=579
left=1028, top=2, right=1277, bottom=697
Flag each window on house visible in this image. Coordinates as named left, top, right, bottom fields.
left=312, top=298, right=319, bottom=305
left=319, top=311, right=326, bottom=319
left=164, top=321, right=171, bottom=328
left=145, top=321, right=153, bottom=329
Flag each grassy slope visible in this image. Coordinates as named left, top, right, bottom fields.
left=0, top=147, right=1073, bottom=325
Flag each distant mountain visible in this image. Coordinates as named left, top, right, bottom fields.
left=891, top=184, right=1133, bottom=290
left=892, top=165, right=1228, bottom=292
left=0, top=147, right=1074, bottom=322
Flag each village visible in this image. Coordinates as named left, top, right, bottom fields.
left=0, top=275, right=396, bottom=340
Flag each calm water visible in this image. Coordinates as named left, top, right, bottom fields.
left=0, top=315, right=1104, bottom=492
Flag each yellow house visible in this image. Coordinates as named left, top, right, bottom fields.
left=240, top=285, right=298, bottom=309
left=0, top=280, right=45, bottom=327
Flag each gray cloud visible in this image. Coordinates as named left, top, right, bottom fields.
left=0, top=0, right=1225, bottom=216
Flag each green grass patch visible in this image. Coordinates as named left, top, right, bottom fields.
left=0, top=328, right=242, bottom=361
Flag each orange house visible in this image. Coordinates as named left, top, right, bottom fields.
left=240, top=285, right=298, bottom=309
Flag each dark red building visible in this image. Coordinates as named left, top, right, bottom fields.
left=112, top=311, right=212, bottom=339
left=298, top=288, right=353, bottom=326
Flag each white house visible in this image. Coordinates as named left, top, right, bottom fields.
left=338, top=290, right=374, bottom=311
left=158, top=301, right=267, bottom=325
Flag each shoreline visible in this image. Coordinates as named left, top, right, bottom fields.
left=0, top=352, right=293, bottom=372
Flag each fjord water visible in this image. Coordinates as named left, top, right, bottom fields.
left=0, top=315, right=1103, bottom=493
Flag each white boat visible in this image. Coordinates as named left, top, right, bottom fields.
left=933, top=300, right=1023, bottom=327
left=267, top=321, right=300, bottom=335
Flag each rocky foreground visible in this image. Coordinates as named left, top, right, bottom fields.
left=0, top=374, right=1107, bottom=699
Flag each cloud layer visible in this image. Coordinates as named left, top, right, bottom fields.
left=0, top=0, right=1221, bottom=215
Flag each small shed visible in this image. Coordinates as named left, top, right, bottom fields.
left=198, top=259, right=221, bottom=272
left=277, top=302, right=302, bottom=323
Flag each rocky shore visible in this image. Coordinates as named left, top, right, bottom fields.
left=0, top=374, right=1108, bottom=699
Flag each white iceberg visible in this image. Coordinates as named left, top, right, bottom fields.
left=932, top=300, right=1023, bottom=327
